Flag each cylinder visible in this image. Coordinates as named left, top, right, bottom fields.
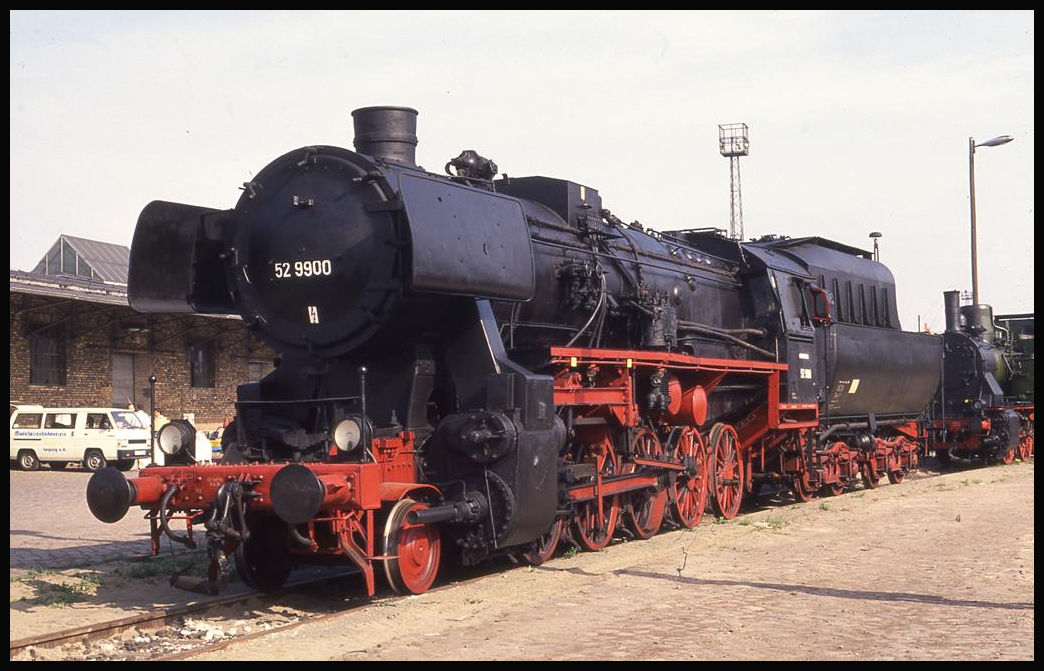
left=666, top=384, right=708, bottom=427
left=943, top=290, right=961, bottom=333
left=351, top=106, right=418, bottom=167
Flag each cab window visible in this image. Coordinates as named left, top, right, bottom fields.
left=44, top=413, right=77, bottom=429
left=86, top=413, right=112, bottom=430
left=13, top=413, right=42, bottom=429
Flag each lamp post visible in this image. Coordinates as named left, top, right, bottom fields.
left=969, top=134, right=1013, bottom=305
left=869, top=231, right=882, bottom=262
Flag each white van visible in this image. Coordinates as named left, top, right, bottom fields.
left=9, top=405, right=152, bottom=472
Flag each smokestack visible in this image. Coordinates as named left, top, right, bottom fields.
left=943, top=290, right=961, bottom=333
left=351, top=106, right=418, bottom=168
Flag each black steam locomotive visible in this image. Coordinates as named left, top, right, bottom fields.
left=930, top=291, right=1034, bottom=464
left=88, top=106, right=984, bottom=597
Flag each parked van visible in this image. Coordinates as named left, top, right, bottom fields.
left=9, top=405, right=152, bottom=471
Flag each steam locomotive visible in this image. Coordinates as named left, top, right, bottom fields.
left=929, top=291, right=1034, bottom=464
left=85, top=106, right=1023, bottom=597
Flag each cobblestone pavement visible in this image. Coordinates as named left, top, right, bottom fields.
left=10, top=468, right=157, bottom=570
left=189, top=461, right=1033, bottom=661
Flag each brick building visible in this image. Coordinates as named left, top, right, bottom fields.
left=10, top=235, right=277, bottom=429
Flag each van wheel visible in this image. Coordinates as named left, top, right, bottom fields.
left=18, top=450, right=41, bottom=471
left=84, top=450, right=107, bottom=472
left=114, top=459, right=135, bottom=472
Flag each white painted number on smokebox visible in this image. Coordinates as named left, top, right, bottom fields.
left=308, top=306, right=319, bottom=324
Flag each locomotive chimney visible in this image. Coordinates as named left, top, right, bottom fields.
left=351, top=106, right=418, bottom=168
left=943, top=290, right=962, bottom=333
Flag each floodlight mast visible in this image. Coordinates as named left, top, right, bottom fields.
left=719, top=123, right=749, bottom=241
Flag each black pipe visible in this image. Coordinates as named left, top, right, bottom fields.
left=407, top=504, right=465, bottom=526
left=818, top=418, right=910, bottom=445
left=351, top=106, right=418, bottom=168
left=943, top=290, right=961, bottom=333
left=159, top=485, right=196, bottom=548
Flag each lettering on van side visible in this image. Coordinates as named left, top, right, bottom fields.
left=13, top=430, right=72, bottom=439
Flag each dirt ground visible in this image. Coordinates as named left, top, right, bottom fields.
left=11, top=460, right=1034, bottom=660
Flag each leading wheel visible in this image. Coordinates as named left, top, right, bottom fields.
left=383, top=498, right=441, bottom=595
left=669, top=427, right=709, bottom=528
left=234, top=517, right=292, bottom=593
left=709, top=424, right=743, bottom=519
left=623, top=428, right=668, bottom=539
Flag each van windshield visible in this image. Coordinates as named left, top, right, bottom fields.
left=111, top=410, right=144, bottom=429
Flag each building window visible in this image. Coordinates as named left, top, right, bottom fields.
left=189, top=341, right=216, bottom=388
left=247, top=360, right=273, bottom=382
left=30, top=325, right=67, bottom=386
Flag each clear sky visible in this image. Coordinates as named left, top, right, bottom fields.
left=10, top=10, right=1034, bottom=332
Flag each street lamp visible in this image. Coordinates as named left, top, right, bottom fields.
left=968, top=134, right=1014, bottom=305
left=869, top=231, right=882, bottom=262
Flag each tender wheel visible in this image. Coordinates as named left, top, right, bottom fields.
left=709, top=424, right=743, bottom=519
left=571, top=438, right=620, bottom=551
left=521, top=517, right=565, bottom=566
left=1000, top=447, right=1016, bottom=465
left=622, top=428, right=668, bottom=539
left=382, top=498, right=441, bottom=595
left=861, top=462, right=881, bottom=489
left=234, top=517, right=292, bottom=593
left=1018, top=432, right=1034, bottom=460
left=821, top=481, right=844, bottom=496
left=790, top=472, right=814, bottom=503
left=886, top=468, right=907, bottom=485
left=83, top=450, right=107, bottom=472
left=669, top=427, right=709, bottom=528
left=18, top=450, right=40, bottom=471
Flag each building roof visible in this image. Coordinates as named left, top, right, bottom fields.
left=31, top=234, right=131, bottom=284
left=10, top=268, right=129, bottom=306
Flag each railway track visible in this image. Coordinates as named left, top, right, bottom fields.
left=9, top=570, right=364, bottom=661
left=8, top=460, right=965, bottom=661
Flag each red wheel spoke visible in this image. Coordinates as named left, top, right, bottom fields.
left=571, top=437, right=619, bottom=551
left=670, top=426, right=709, bottom=528
left=624, top=428, right=668, bottom=539
left=710, top=424, right=742, bottom=519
